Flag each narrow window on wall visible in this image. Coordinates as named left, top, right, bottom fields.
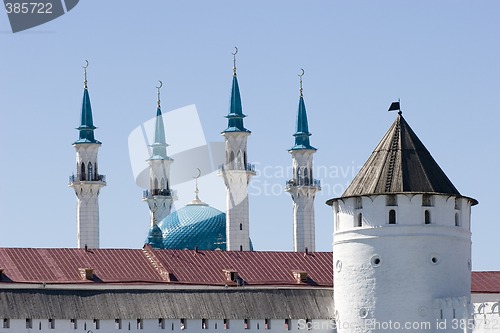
left=356, top=213, right=363, bottom=227
left=202, top=319, right=208, bottom=329
left=115, top=319, right=122, bottom=330
left=158, top=319, right=165, bottom=329
left=26, top=318, right=32, bottom=329
left=455, top=213, right=460, bottom=227
left=285, top=319, right=291, bottom=331
left=424, top=210, right=431, bottom=224
left=265, top=319, right=271, bottom=329
left=180, top=319, right=186, bottom=330
left=137, top=319, right=143, bottom=330
left=389, top=209, right=396, bottom=224
left=71, top=319, right=77, bottom=329
left=215, top=322, right=218, bottom=330
left=3, top=318, right=9, bottom=329
left=239, top=223, right=242, bottom=230
left=240, top=245, right=243, bottom=251
left=224, top=319, right=229, bottom=330
left=48, top=319, right=55, bottom=329
left=81, top=162, right=86, bottom=180
left=454, top=198, right=460, bottom=210
left=244, top=319, right=250, bottom=329
left=94, top=319, right=100, bottom=330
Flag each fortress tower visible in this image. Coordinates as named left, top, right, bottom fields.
left=327, top=109, right=477, bottom=332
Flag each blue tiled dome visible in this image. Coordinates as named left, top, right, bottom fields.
left=155, top=203, right=227, bottom=251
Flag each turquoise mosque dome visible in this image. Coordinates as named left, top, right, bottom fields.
left=145, top=185, right=253, bottom=251
left=158, top=200, right=227, bottom=251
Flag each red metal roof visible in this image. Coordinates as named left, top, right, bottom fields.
left=0, top=248, right=331, bottom=287
left=471, top=271, right=500, bottom=293
left=0, top=248, right=499, bottom=292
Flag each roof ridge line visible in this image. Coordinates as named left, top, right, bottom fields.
left=141, top=248, right=171, bottom=282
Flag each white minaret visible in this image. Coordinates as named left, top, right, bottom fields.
left=69, top=61, right=106, bottom=249
left=327, top=109, right=477, bottom=333
left=285, top=70, right=320, bottom=252
left=143, top=81, right=175, bottom=227
left=218, top=48, right=255, bottom=251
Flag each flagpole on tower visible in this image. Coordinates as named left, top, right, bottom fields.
left=388, top=98, right=402, bottom=115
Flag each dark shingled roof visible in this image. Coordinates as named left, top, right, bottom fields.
left=340, top=114, right=476, bottom=203
left=0, top=288, right=335, bottom=319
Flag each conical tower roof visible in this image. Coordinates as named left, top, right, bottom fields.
left=340, top=113, right=477, bottom=204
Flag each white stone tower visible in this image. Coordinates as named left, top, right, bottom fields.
left=218, top=48, right=255, bottom=251
left=143, top=81, right=175, bottom=227
left=327, top=108, right=478, bottom=333
left=69, top=62, right=106, bottom=249
left=285, top=70, right=320, bottom=252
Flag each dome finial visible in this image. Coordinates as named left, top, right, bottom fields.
left=156, top=80, right=163, bottom=108
left=83, top=60, right=89, bottom=89
left=298, top=68, right=304, bottom=97
left=232, top=46, right=238, bottom=77
left=188, top=168, right=208, bottom=206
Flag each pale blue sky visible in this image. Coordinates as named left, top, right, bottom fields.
left=0, top=1, right=498, bottom=270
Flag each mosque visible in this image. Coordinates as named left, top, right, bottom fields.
left=0, top=55, right=499, bottom=333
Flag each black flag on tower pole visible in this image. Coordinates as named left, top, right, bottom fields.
left=388, top=99, right=401, bottom=114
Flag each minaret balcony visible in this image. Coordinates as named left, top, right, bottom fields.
left=285, top=178, right=321, bottom=189
left=69, top=174, right=106, bottom=184
left=218, top=163, right=256, bottom=173
left=143, top=189, right=176, bottom=198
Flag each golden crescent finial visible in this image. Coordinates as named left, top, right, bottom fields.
left=232, top=47, right=238, bottom=76
left=194, top=168, right=202, bottom=179
left=156, top=80, right=163, bottom=108
left=298, top=68, right=305, bottom=97
left=83, top=60, right=89, bottom=88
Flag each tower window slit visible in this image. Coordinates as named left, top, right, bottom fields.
left=239, top=223, right=242, bottom=230
left=424, top=210, right=431, bottom=224
left=455, top=213, right=460, bottom=227
left=88, top=162, right=93, bottom=181
left=389, top=209, right=396, bottom=224
left=356, top=213, right=363, bottom=227
left=80, top=162, right=86, bottom=180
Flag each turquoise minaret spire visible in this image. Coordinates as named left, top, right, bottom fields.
left=75, top=61, right=100, bottom=144
left=218, top=47, right=255, bottom=251
left=285, top=69, right=320, bottom=252
left=69, top=60, right=106, bottom=249
left=223, top=47, right=250, bottom=133
left=290, top=71, right=316, bottom=151
left=143, top=81, right=175, bottom=229
left=150, top=83, right=169, bottom=159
